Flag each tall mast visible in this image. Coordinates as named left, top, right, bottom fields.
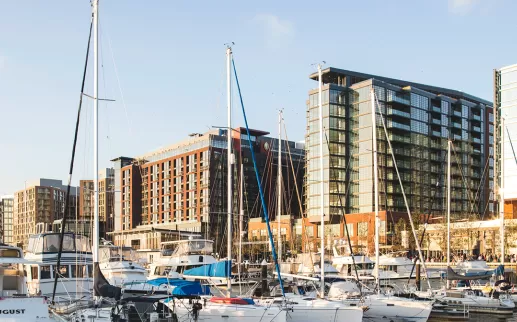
left=500, top=117, right=505, bottom=264
left=277, top=110, right=283, bottom=262
left=318, top=63, right=325, bottom=298
left=447, top=140, right=451, bottom=289
left=370, top=88, right=380, bottom=294
left=92, top=0, right=100, bottom=294
left=226, top=45, right=233, bottom=295
left=238, top=162, right=244, bottom=295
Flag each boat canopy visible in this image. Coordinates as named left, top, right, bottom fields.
left=146, top=278, right=210, bottom=296
left=26, top=233, right=91, bottom=254
left=99, top=245, right=136, bottom=263
left=183, top=260, right=232, bottom=278
left=445, top=265, right=504, bottom=280
left=160, top=239, right=213, bottom=257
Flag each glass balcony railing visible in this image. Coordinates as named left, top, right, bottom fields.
left=472, top=126, right=481, bottom=132
left=387, top=109, right=410, bottom=118
left=452, top=122, right=461, bottom=128
left=473, top=114, right=481, bottom=121
left=432, top=118, right=441, bottom=125
left=432, top=131, right=441, bottom=137
left=387, top=120, right=410, bottom=131
left=473, top=137, right=481, bottom=144
left=432, top=106, right=441, bottom=113
left=453, top=110, right=462, bottom=117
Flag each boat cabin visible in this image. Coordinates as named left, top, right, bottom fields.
left=0, top=245, right=27, bottom=297
left=24, top=232, right=93, bottom=297
left=148, top=239, right=217, bottom=278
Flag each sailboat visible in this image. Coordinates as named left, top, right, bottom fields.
left=158, top=44, right=289, bottom=322
left=325, top=87, right=434, bottom=321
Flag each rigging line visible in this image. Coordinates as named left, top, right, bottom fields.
left=250, top=143, right=274, bottom=220
left=232, top=57, right=285, bottom=297
left=406, top=150, right=447, bottom=285
left=450, top=142, right=477, bottom=220
left=105, top=25, right=132, bottom=136
left=470, top=150, right=492, bottom=218
left=51, top=17, right=93, bottom=305
left=323, top=128, right=362, bottom=293
left=99, top=21, right=114, bottom=164
left=507, top=126, right=517, bottom=166
left=282, top=122, right=315, bottom=269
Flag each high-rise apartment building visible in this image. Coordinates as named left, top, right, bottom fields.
left=79, top=168, right=115, bottom=238
left=13, top=179, right=78, bottom=248
left=305, top=68, right=494, bottom=252
left=112, top=128, right=304, bottom=255
left=494, top=64, right=517, bottom=218
left=0, top=195, right=14, bottom=245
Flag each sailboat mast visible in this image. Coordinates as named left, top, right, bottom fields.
left=92, top=0, right=99, bottom=290
left=238, top=162, right=244, bottom=295
left=500, top=117, right=505, bottom=264
left=447, top=140, right=451, bottom=289
left=318, top=63, right=325, bottom=298
left=226, top=46, right=233, bottom=295
left=277, top=110, right=283, bottom=262
left=370, top=89, right=380, bottom=294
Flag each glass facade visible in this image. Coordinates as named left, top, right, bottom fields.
left=306, top=69, right=494, bottom=223
left=495, top=64, right=517, bottom=201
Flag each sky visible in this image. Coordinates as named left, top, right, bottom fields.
left=0, top=0, right=516, bottom=195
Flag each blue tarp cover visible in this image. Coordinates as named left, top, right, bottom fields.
left=146, top=278, right=210, bottom=295
left=183, top=260, right=232, bottom=278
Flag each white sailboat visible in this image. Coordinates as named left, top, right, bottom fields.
left=330, top=87, right=434, bottom=321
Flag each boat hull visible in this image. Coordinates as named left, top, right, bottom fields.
left=0, top=297, right=50, bottom=322
left=171, top=300, right=287, bottom=322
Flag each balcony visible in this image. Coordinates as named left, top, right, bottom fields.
left=473, top=114, right=481, bottom=121
left=387, top=120, right=410, bottom=131
left=473, top=137, right=481, bottom=144
left=388, top=133, right=411, bottom=144
left=472, top=126, right=481, bottom=132
left=452, top=122, right=461, bottom=129
left=432, top=106, right=441, bottom=113
left=430, top=141, right=442, bottom=149
left=387, top=108, right=410, bottom=118
left=432, top=130, right=441, bottom=137
left=432, top=118, right=441, bottom=125
left=453, top=110, right=462, bottom=117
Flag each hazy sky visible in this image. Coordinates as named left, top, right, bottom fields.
left=0, top=0, right=515, bottom=194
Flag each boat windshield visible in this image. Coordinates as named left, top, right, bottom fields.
left=43, top=234, right=75, bottom=253
left=0, top=248, right=21, bottom=258
left=27, top=233, right=92, bottom=254
left=99, top=246, right=136, bottom=262
left=161, top=240, right=213, bottom=257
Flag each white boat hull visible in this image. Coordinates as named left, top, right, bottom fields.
left=169, top=299, right=287, bottom=322
left=0, top=297, right=50, bottom=322
left=361, top=295, right=433, bottom=322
